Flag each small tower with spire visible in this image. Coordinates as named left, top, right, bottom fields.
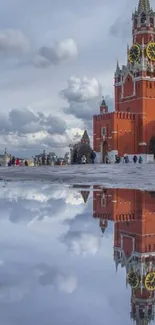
left=4, top=148, right=8, bottom=167
left=81, top=190, right=90, bottom=203
left=114, top=60, right=122, bottom=85
left=100, top=97, right=108, bottom=114
left=99, top=219, right=108, bottom=235
left=81, top=130, right=90, bottom=145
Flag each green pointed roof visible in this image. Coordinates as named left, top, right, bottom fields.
left=138, top=0, right=151, bottom=13
left=101, top=97, right=107, bottom=106
left=101, top=227, right=106, bottom=234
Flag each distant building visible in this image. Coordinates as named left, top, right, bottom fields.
left=81, top=191, right=90, bottom=203
left=0, top=148, right=11, bottom=166
left=81, top=130, right=90, bottom=145
left=71, top=130, right=92, bottom=164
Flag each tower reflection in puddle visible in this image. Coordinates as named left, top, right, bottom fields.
left=93, top=187, right=155, bottom=325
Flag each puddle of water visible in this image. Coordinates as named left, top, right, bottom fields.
left=0, top=181, right=154, bottom=325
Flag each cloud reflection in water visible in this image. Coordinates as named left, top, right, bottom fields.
left=0, top=181, right=129, bottom=325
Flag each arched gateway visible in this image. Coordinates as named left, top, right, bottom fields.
left=149, top=136, right=155, bottom=158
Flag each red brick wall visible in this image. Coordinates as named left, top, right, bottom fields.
left=93, top=114, right=113, bottom=153
left=113, top=113, right=135, bottom=155
left=93, top=188, right=155, bottom=254
left=123, top=74, right=134, bottom=97
left=93, top=112, right=136, bottom=156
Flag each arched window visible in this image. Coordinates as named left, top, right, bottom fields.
left=147, top=69, right=151, bottom=76
left=118, top=75, right=121, bottom=82
left=134, top=18, right=137, bottom=28
left=150, top=17, right=154, bottom=27
left=141, top=12, right=146, bottom=25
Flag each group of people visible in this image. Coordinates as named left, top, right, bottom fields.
left=133, top=155, right=143, bottom=164
left=7, top=157, right=28, bottom=166
left=115, top=154, right=143, bottom=164
left=81, top=151, right=96, bottom=164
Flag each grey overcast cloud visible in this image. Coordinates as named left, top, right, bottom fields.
left=0, top=0, right=153, bottom=156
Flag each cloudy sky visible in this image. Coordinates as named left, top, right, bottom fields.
left=0, top=0, right=152, bottom=157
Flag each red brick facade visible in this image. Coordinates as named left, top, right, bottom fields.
left=93, top=0, right=155, bottom=161
left=93, top=186, right=155, bottom=323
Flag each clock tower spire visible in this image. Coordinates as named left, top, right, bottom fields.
left=138, top=0, right=151, bottom=13
left=132, top=0, right=155, bottom=44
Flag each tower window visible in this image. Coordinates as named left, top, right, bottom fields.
left=141, top=12, right=146, bottom=24
left=101, top=196, right=106, bottom=207
left=134, top=19, right=137, bottom=28
left=101, top=127, right=106, bottom=136
left=150, top=17, right=154, bottom=27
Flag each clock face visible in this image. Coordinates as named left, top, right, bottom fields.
left=145, top=272, right=155, bottom=291
left=146, top=42, right=155, bottom=61
left=129, top=45, right=140, bottom=63
left=127, top=272, right=139, bottom=289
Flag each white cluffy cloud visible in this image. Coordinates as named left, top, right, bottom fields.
left=65, top=192, right=84, bottom=206
left=55, top=274, right=77, bottom=294
left=0, top=29, right=78, bottom=69
left=62, top=231, right=101, bottom=256
left=34, top=38, right=78, bottom=68
left=61, top=76, right=102, bottom=103
left=36, top=264, right=77, bottom=294
left=0, top=29, right=30, bottom=56
left=0, top=108, right=66, bottom=135
left=60, top=76, right=104, bottom=130
left=0, top=264, right=77, bottom=303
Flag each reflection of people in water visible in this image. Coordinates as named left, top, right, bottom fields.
left=93, top=187, right=155, bottom=324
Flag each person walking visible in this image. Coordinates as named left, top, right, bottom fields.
left=133, top=155, right=138, bottom=163
left=11, top=156, right=15, bottom=166
left=90, top=150, right=96, bottom=164
left=16, top=158, right=20, bottom=166
left=81, top=155, right=87, bottom=164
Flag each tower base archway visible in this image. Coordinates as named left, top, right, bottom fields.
left=149, top=136, right=155, bottom=158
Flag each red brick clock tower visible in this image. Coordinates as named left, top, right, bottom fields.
left=93, top=187, right=155, bottom=325
left=93, top=0, right=155, bottom=163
